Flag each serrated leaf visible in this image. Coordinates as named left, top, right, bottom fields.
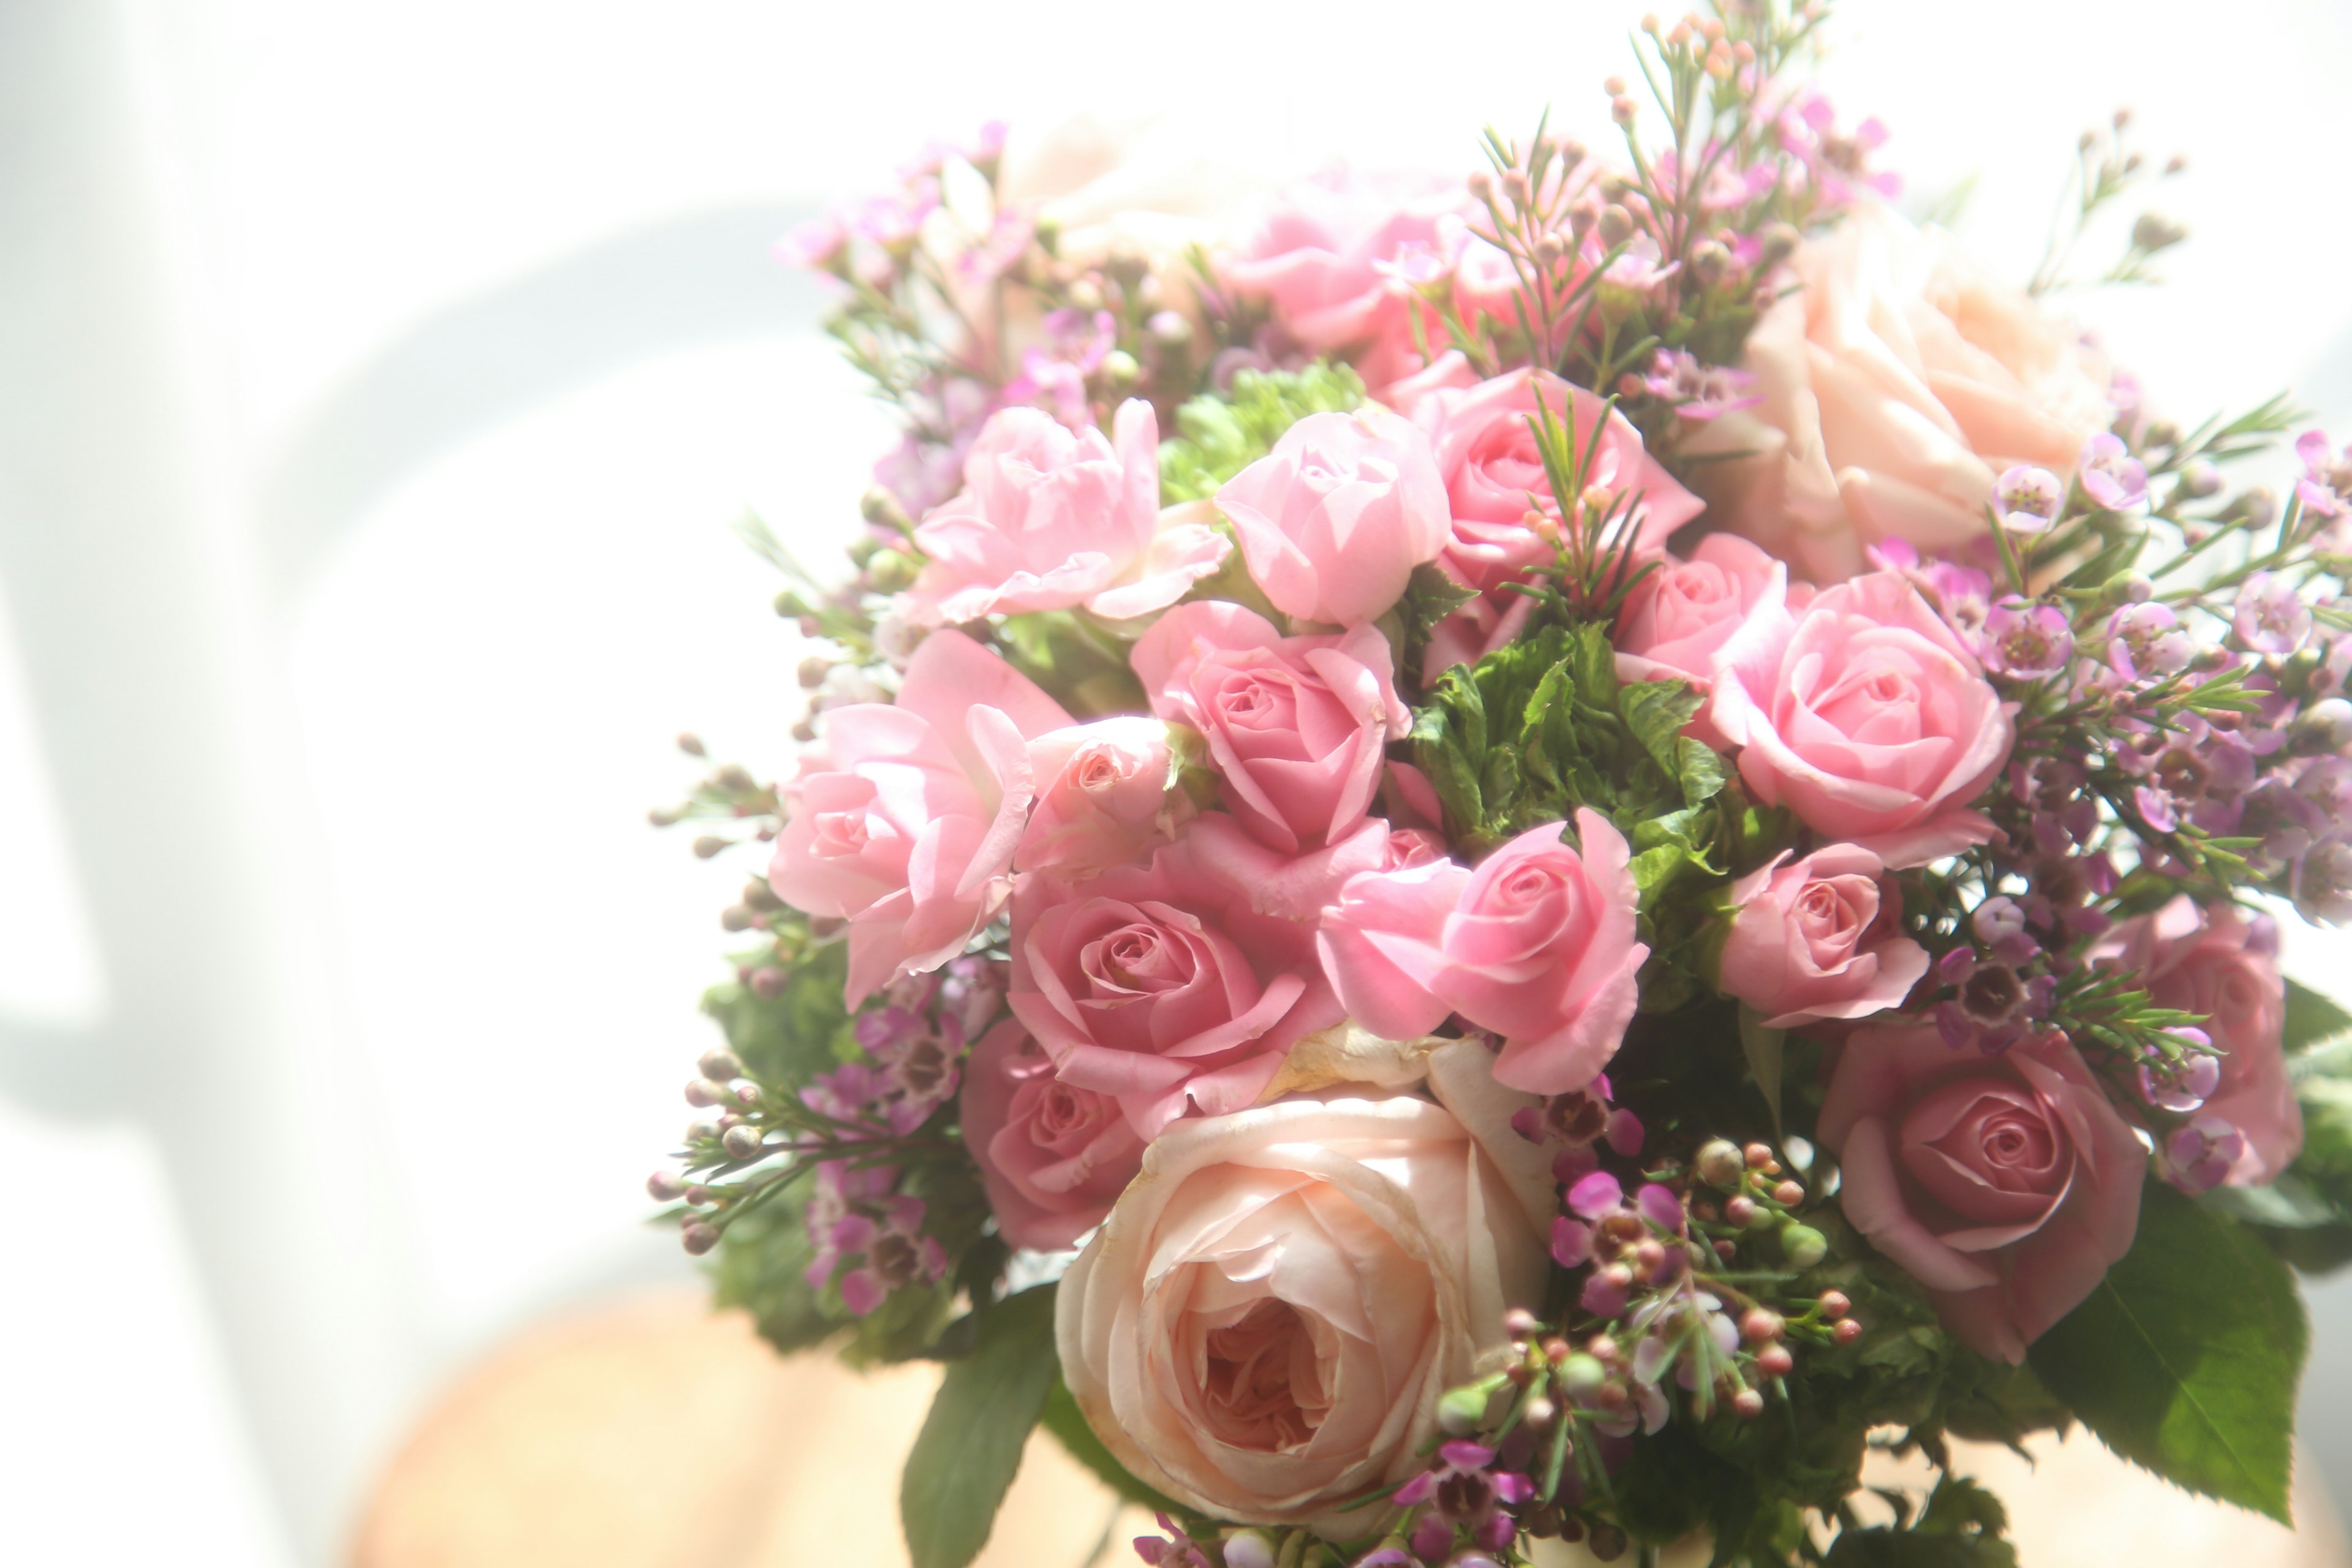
left=2029, top=1183, right=2307, bottom=1523
left=1675, top=736, right=1727, bottom=804
left=2284, top=978, right=2352, bottom=1055
left=1401, top=560, right=1479, bottom=633
left=1619, top=676, right=1703, bottom=778
left=900, top=1284, right=1063, bottom=1568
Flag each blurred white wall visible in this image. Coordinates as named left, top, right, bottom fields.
left=1, top=1, right=2348, bottom=1564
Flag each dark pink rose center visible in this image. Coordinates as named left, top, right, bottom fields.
left=1083, top=922, right=1197, bottom=997
left=1897, top=1077, right=2071, bottom=1223
left=1793, top=875, right=1875, bottom=966
left=1200, top=1298, right=1322, bottom=1453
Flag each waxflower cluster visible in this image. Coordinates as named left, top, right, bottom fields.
left=643, top=4, right=2352, bottom=1565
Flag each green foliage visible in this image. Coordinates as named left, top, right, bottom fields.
left=2233, top=1038, right=2352, bottom=1272
left=1410, top=622, right=1734, bottom=1006
left=701, top=939, right=860, bottom=1085
left=2284, top=978, right=2352, bottom=1054
left=1157, top=363, right=1366, bottom=503
left=1822, top=1476, right=2017, bottom=1568
left=708, top=1181, right=835, bottom=1357
left=2030, top=1182, right=2306, bottom=1523
left=900, top=1285, right=1064, bottom=1568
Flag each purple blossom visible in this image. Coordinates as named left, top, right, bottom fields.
left=2162, top=1116, right=2247, bottom=1194
left=774, top=211, right=850, bottom=272
left=2077, top=434, right=2148, bottom=510
left=1568, top=1169, right=1624, bottom=1219
left=1981, top=597, right=2075, bottom=677
left=2297, top=430, right=2347, bottom=520
left=1992, top=465, right=2064, bottom=533
left=1133, top=1514, right=1213, bottom=1568
left=1642, top=349, right=1760, bottom=421
left=1970, top=896, right=2028, bottom=945
left=2233, top=571, right=2311, bottom=654
left=2293, top=837, right=2352, bottom=924
left=2135, top=1030, right=2220, bottom=1113
left=2106, top=602, right=2194, bottom=680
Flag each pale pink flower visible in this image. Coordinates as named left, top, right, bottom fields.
left=960, top=1018, right=1145, bottom=1250
left=768, top=630, right=1072, bottom=1005
left=1718, top=845, right=1929, bottom=1028
left=902, top=400, right=1228, bottom=626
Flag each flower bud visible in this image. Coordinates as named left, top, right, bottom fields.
left=2296, top=698, right=2352, bottom=753
left=685, top=1078, right=726, bottom=1107
left=1504, top=1306, right=1543, bottom=1341
left=1817, top=1289, right=1850, bottom=1319
left=1556, top=1352, right=1607, bottom=1397
left=699, top=1049, right=743, bottom=1081
left=1222, top=1530, right=1278, bottom=1568
left=676, top=731, right=706, bottom=758
left=750, top=968, right=788, bottom=1000
left=860, top=485, right=911, bottom=533
left=1833, top=1316, right=1864, bottom=1344
left=1740, top=1308, right=1784, bottom=1344
left=1772, top=1179, right=1805, bottom=1207
left=1725, top=1194, right=1760, bottom=1227
left=1597, top=205, right=1636, bottom=246
left=721, top=1123, right=765, bottom=1161
left=720, top=905, right=756, bottom=932
left=1757, top=1344, right=1795, bottom=1379
left=1730, top=1387, right=1766, bottom=1419
left=1695, top=1139, right=1745, bottom=1189
left=1780, top=1223, right=1828, bottom=1268
left=646, top=1170, right=686, bottom=1202
left=1743, top=1142, right=1775, bottom=1169
left=692, top=835, right=730, bottom=860
left=1438, top=1381, right=1495, bottom=1434
left=681, top=1221, right=720, bottom=1256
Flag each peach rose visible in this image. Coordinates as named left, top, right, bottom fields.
left=1689, top=203, right=2114, bottom=582
left=1707, top=570, right=2013, bottom=868
left=1819, top=1023, right=2146, bottom=1363
left=1055, top=1077, right=1547, bottom=1536
left=2089, top=897, right=2301, bottom=1185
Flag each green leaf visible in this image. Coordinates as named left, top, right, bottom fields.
left=1157, top=362, right=1365, bottom=503
left=2029, top=1183, right=2307, bottom=1523
left=2200, top=1171, right=2340, bottom=1229
left=708, top=1180, right=835, bottom=1357
left=1824, top=1475, right=2016, bottom=1567
left=2284, top=978, right=2352, bottom=1055
left=1675, top=736, right=1727, bottom=804
left=1737, top=1005, right=1785, bottom=1137
left=1619, top=676, right=1703, bottom=778
left=900, top=1285, right=1063, bottom=1568
left=1400, top=561, right=1479, bottom=634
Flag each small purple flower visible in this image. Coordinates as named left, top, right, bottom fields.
left=2106, top=602, right=2193, bottom=680
left=1970, top=896, right=2028, bottom=946
left=2136, top=1030, right=2221, bottom=1113
left=2162, top=1116, right=2247, bottom=1194
left=1568, top=1169, right=1625, bottom=1219
left=1133, top=1514, right=1213, bottom=1568
left=1605, top=1107, right=1646, bottom=1158
left=2297, top=431, right=2346, bottom=519
left=2078, top=434, right=2148, bottom=510
left=2233, top=571, right=2311, bottom=655
left=1550, top=1215, right=1593, bottom=1268
left=1981, top=597, right=2075, bottom=678
left=1992, top=464, right=2064, bottom=533
left=1642, top=349, right=1760, bottom=421
left=1637, top=1183, right=1687, bottom=1235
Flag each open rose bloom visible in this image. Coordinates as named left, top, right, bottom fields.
left=661, top=22, right=2352, bottom=1565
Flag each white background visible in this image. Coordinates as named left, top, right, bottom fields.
left=1, top=1, right=2348, bottom=1563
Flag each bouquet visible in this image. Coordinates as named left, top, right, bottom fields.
left=646, top=4, right=2352, bottom=1562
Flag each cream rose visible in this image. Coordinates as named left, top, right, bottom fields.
left=1055, top=1050, right=1548, bottom=1537
left=1691, top=203, right=2113, bottom=582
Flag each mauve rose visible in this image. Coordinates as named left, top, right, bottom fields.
left=1819, top=1023, right=2146, bottom=1363
left=769, top=630, right=1072, bottom=1005
left=1130, top=602, right=1411, bottom=858
left=1055, top=1087, right=1547, bottom=1537
left=1612, top=533, right=1793, bottom=707
left=1215, top=408, right=1450, bottom=629
left=1317, top=810, right=1648, bottom=1095
left=1708, top=570, right=2013, bottom=868
left=1222, top=170, right=1468, bottom=393
left=1718, top=845, right=1929, bottom=1028
left=1008, top=834, right=1344, bottom=1136
left=2090, top=897, right=2301, bottom=1185
left=1686, top=204, right=2114, bottom=582
left=960, top=1017, right=1145, bottom=1250
left=1017, top=717, right=1196, bottom=880
left=902, top=400, right=1229, bottom=626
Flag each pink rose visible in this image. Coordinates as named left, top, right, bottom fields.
left=769, top=630, right=1072, bottom=1005
left=1222, top=170, right=1467, bottom=393
left=1016, top=717, right=1196, bottom=880
left=1718, top=845, right=1929, bottom=1028
left=1422, top=369, right=1705, bottom=594
left=1611, top=532, right=1793, bottom=704
left=1129, top=601, right=1411, bottom=857
left=960, top=1017, right=1145, bottom=1251
left=1686, top=204, right=2114, bottom=582
left=1819, top=1023, right=2146, bottom=1363
left=1707, top=570, right=2014, bottom=868
left=1008, top=834, right=1344, bottom=1136
left=902, top=399, right=1229, bottom=626
left=1317, top=810, right=1648, bottom=1095
left=1214, top=408, right=1450, bottom=628
left=2089, top=897, right=2301, bottom=1185
left=1055, top=1090, right=1547, bottom=1536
